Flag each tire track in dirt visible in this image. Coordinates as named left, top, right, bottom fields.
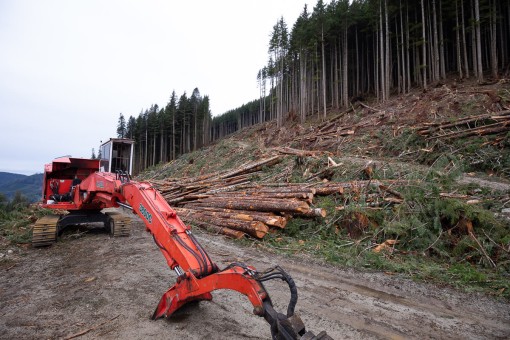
left=1, top=213, right=509, bottom=339
left=199, top=233, right=510, bottom=340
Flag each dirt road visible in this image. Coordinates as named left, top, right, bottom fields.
left=1, top=212, right=509, bottom=339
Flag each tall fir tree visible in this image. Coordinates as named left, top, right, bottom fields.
left=117, top=113, right=126, bottom=138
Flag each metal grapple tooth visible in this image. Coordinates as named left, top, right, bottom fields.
left=300, top=330, right=334, bottom=340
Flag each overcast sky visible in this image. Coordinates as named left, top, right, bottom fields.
left=0, top=0, right=316, bottom=175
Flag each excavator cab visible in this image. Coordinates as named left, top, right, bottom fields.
left=99, top=138, right=134, bottom=175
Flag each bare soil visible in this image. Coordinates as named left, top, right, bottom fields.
left=1, top=210, right=509, bottom=340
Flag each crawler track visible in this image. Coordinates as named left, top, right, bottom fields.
left=106, top=211, right=132, bottom=237
left=32, top=214, right=59, bottom=247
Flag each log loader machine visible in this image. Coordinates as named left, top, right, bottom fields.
left=32, top=138, right=331, bottom=340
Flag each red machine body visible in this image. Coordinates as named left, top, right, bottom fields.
left=42, top=157, right=101, bottom=210
left=37, top=156, right=330, bottom=340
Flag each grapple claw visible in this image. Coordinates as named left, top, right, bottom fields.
left=152, top=286, right=212, bottom=320
left=263, top=302, right=333, bottom=340
left=300, top=331, right=334, bottom=340
left=257, top=266, right=333, bottom=340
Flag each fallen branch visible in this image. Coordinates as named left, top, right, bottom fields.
left=5, top=264, right=16, bottom=271
left=272, top=146, right=324, bottom=157
left=358, top=101, right=381, bottom=113
left=426, top=121, right=510, bottom=140
left=64, top=315, right=120, bottom=340
left=219, top=155, right=281, bottom=179
left=417, top=110, right=510, bottom=131
left=481, top=230, right=510, bottom=254
left=469, top=231, right=497, bottom=268
left=424, top=230, right=443, bottom=253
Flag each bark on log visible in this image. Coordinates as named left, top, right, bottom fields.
left=176, top=207, right=268, bottom=238
left=241, top=182, right=315, bottom=188
left=192, top=222, right=245, bottom=239
left=295, top=208, right=327, bottom=218
left=177, top=206, right=288, bottom=228
left=417, top=110, right=510, bottom=136
left=174, top=207, right=254, bottom=221
left=183, top=198, right=311, bottom=214
left=426, top=121, right=509, bottom=140
left=272, top=147, right=324, bottom=157
left=183, top=192, right=314, bottom=203
left=219, top=156, right=281, bottom=179
left=313, top=186, right=345, bottom=195
left=241, top=187, right=317, bottom=194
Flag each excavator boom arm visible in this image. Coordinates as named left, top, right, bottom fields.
left=77, top=172, right=329, bottom=339
left=120, top=181, right=269, bottom=317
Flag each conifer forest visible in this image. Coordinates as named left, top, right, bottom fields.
left=119, top=0, right=509, bottom=174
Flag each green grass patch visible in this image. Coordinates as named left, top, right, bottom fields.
left=0, top=193, right=53, bottom=246
left=255, top=165, right=510, bottom=298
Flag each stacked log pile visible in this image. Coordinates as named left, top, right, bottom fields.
left=167, top=182, right=329, bottom=240
left=416, top=110, right=510, bottom=140
left=152, top=155, right=405, bottom=239
left=153, top=155, right=282, bottom=205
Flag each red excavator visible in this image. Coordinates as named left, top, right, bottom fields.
left=33, top=138, right=331, bottom=340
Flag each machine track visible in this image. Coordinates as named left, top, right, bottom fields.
left=106, top=212, right=131, bottom=237
left=32, top=214, right=60, bottom=247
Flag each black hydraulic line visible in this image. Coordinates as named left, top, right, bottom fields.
left=187, top=231, right=217, bottom=274
left=279, top=267, right=298, bottom=317
left=256, top=266, right=298, bottom=317
left=222, top=262, right=252, bottom=272
left=154, top=232, right=208, bottom=278
left=187, top=232, right=209, bottom=272
left=258, top=274, right=285, bottom=281
left=152, top=235, right=173, bottom=260
left=172, top=233, right=207, bottom=277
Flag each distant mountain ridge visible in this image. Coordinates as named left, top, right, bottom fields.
left=0, top=172, right=43, bottom=202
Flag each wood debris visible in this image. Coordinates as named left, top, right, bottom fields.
left=373, top=240, right=398, bottom=253
left=272, top=146, right=328, bottom=158
left=151, top=156, right=406, bottom=239
left=416, top=110, right=510, bottom=140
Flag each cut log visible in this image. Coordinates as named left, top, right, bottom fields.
left=241, top=187, right=317, bottom=195
left=177, top=206, right=288, bottom=228
left=296, top=208, right=327, bottom=218
left=177, top=208, right=269, bottom=238
left=422, top=110, right=509, bottom=127
left=272, top=147, right=324, bottom=157
left=219, top=156, right=281, bottom=179
left=188, top=191, right=314, bottom=203
left=183, top=197, right=311, bottom=214
left=426, top=121, right=510, bottom=140
left=193, top=223, right=245, bottom=239
left=174, top=207, right=254, bottom=221
left=313, top=186, right=345, bottom=195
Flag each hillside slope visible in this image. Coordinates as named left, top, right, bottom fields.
left=0, top=80, right=509, bottom=340
left=0, top=172, right=26, bottom=187
left=141, top=79, right=510, bottom=298
left=0, top=172, right=43, bottom=202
